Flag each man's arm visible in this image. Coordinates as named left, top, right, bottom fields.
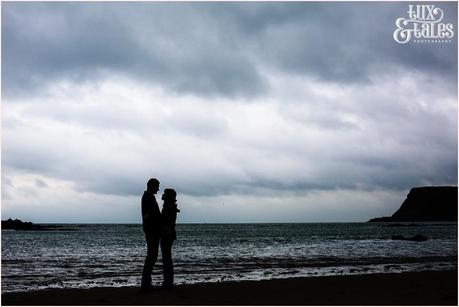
left=141, top=193, right=150, bottom=223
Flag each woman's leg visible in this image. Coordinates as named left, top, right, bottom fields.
left=160, top=238, right=174, bottom=287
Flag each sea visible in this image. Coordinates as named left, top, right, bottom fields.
left=1, top=223, right=457, bottom=293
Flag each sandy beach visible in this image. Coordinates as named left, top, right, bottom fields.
left=2, top=270, right=457, bottom=305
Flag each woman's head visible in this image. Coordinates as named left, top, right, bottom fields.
left=162, top=188, right=177, bottom=203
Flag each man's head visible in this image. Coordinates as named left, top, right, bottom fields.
left=147, top=178, right=160, bottom=194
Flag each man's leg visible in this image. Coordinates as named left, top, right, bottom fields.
left=141, top=233, right=159, bottom=288
left=160, top=238, right=174, bottom=287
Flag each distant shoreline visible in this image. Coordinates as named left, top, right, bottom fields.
left=2, top=270, right=457, bottom=305
left=3, top=221, right=458, bottom=226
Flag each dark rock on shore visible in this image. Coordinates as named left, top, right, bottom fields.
left=2, top=219, right=36, bottom=230
left=391, top=234, right=428, bottom=242
left=1, top=219, right=64, bottom=231
left=369, top=186, right=457, bottom=222
left=385, top=223, right=421, bottom=227
left=369, top=216, right=393, bottom=222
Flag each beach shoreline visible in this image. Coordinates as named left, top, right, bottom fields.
left=2, top=270, right=457, bottom=305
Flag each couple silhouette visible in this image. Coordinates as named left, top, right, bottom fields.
left=141, top=178, right=180, bottom=291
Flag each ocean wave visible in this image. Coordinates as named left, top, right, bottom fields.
left=2, top=223, right=456, bottom=293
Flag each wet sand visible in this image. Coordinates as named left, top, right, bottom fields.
left=2, top=270, right=457, bottom=305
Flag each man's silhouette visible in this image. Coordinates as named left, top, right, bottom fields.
left=141, top=178, right=161, bottom=290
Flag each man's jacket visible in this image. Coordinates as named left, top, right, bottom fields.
left=141, top=191, right=161, bottom=235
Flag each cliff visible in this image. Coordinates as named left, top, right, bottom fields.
left=369, top=186, right=458, bottom=222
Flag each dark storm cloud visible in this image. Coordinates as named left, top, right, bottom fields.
left=3, top=3, right=142, bottom=97
left=252, top=2, right=458, bottom=82
left=3, top=2, right=457, bottom=99
left=2, top=2, right=265, bottom=99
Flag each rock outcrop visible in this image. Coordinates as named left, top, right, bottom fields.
left=1, top=219, right=64, bottom=231
left=391, top=234, right=428, bottom=242
left=2, top=218, right=38, bottom=230
left=369, top=186, right=457, bottom=222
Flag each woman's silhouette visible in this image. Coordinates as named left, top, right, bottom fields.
left=160, top=188, right=180, bottom=289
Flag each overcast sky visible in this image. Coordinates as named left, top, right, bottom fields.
left=2, top=2, right=457, bottom=223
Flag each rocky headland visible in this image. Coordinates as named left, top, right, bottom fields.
left=369, top=186, right=457, bottom=222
